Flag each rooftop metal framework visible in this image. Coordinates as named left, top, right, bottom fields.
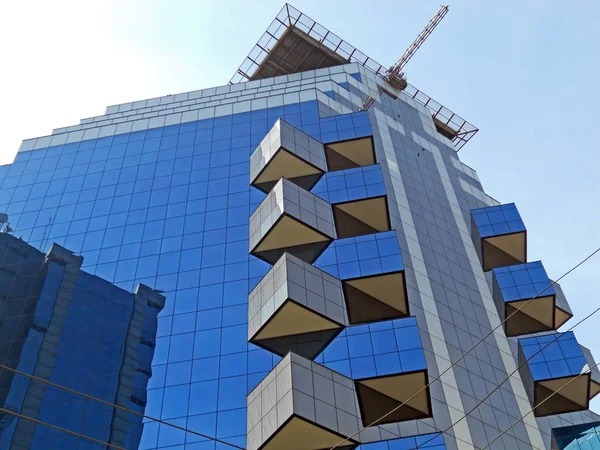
left=230, top=4, right=478, bottom=151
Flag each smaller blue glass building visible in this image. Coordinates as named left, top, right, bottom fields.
left=0, top=232, right=164, bottom=449
left=554, top=421, right=600, bottom=449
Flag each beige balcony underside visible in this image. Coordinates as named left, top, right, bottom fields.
left=505, top=296, right=572, bottom=336
left=534, top=373, right=591, bottom=417
left=334, top=197, right=390, bottom=239
left=482, top=231, right=526, bottom=271
left=253, top=300, right=341, bottom=341
left=357, top=371, right=431, bottom=425
left=325, top=137, right=376, bottom=171
left=255, top=216, right=329, bottom=253
left=260, top=416, right=357, bottom=450
left=252, top=148, right=324, bottom=193
left=252, top=215, right=332, bottom=264
left=345, top=272, right=408, bottom=325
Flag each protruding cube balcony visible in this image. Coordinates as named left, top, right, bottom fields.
left=250, top=119, right=327, bottom=193
left=519, top=332, right=600, bottom=417
left=317, top=317, right=432, bottom=425
left=315, top=231, right=408, bottom=325
left=471, top=203, right=527, bottom=271
left=249, top=178, right=336, bottom=264
left=246, top=353, right=360, bottom=450
left=312, top=165, right=390, bottom=239
left=492, top=262, right=572, bottom=337
left=248, top=253, right=348, bottom=360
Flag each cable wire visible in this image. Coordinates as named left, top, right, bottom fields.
left=0, top=230, right=244, bottom=449
left=410, top=302, right=600, bottom=450
left=3, top=247, right=597, bottom=450
left=328, top=246, right=600, bottom=449
left=0, top=407, right=126, bottom=450
left=0, top=364, right=246, bottom=450
left=481, top=361, right=600, bottom=450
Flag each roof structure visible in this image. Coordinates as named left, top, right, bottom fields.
left=230, top=4, right=478, bottom=151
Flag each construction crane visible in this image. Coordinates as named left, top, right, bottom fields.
left=385, top=5, right=449, bottom=90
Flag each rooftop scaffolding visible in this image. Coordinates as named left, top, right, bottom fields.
left=230, top=4, right=478, bottom=151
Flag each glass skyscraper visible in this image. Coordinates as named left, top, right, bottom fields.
left=0, top=4, right=598, bottom=449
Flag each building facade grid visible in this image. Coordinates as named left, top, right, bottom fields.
left=0, top=12, right=597, bottom=449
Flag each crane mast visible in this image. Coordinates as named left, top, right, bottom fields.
left=383, top=5, right=449, bottom=91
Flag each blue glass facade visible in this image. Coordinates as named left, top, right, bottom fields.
left=315, top=231, right=404, bottom=280
left=0, top=100, right=393, bottom=449
left=312, top=164, right=386, bottom=205
left=316, top=317, right=426, bottom=380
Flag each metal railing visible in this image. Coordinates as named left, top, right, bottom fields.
left=230, top=3, right=478, bottom=151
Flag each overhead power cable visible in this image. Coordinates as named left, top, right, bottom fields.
left=328, top=245, right=600, bottom=450
left=481, top=361, right=600, bottom=450
left=0, top=407, right=126, bottom=450
left=0, top=364, right=246, bottom=450
left=411, top=302, right=600, bottom=450
left=3, top=247, right=597, bottom=450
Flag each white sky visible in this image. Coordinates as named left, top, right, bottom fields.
left=0, top=0, right=206, bottom=165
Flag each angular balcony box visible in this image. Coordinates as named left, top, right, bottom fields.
left=492, top=262, right=572, bottom=337
left=315, top=231, right=408, bottom=325
left=519, top=332, right=600, bottom=417
left=471, top=203, right=527, bottom=271
left=352, top=323, right=431, bottom=425
left=248, top=253, right=348, bottom=360
left=250, top=119, right=327, bottom=194
left=317, top=317, right=432, bottom=426
left=246, top=353, right=361, bottom=450
left=313, top=165, right=390, bottom=239
left=249, top=178, right=336, bottom=265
